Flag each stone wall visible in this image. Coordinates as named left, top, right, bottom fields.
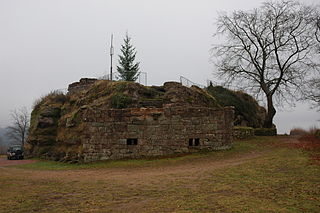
left=80, top=106, right=234, bottom=162
left=68, top=78, right=97, bottom=94
left=233, top=126, right=254, bottom=139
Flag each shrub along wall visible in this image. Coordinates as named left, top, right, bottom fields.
left=254, top=127, right=277, bottom=136
left=206, top=85, right=266, bottom=128
left=233, top=126, right=277, bottom=139
left=233, top=126, right=254, bottom=139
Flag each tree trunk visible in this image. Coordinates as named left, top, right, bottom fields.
left=21, top=133, right=25, bottom=146
left=263, top=94, right=276, bottom=128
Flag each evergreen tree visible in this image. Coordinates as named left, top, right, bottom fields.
left=117, top=33, right=140, bottom=81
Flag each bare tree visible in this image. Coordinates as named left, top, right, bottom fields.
left=6, top=107, right=30, bottom=146
left=304, top=78, right=320, bottom=110
left=304, top=14, right=320, bottom=110
left=212, top=0, right=319, bottom=128
left=316, top=16, right=320, bottom=44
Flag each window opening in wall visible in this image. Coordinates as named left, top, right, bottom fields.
left=189, top=138, right=193, bottom=146
left=195, top=138, right=200, bottom=146
left=188, top=138, right=200, bottom=146
left=127, top=138, right=138, bottom=145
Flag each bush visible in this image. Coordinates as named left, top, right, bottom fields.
left=309, top=126, right=320, bottom=135
left=33, top=90, right=67, bottom=111
left=110, top=93, right=133, bottom=109
left=254, top=127, right=277, bottom=136
left=290, top=128, right=308, bottom=136
left=206, top=85, right=265, bottom=128
left=315, top=130, right=320, bottom=139
left=290, top=127, right=320, bottom=137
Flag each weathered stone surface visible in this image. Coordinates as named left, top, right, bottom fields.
left=80, top=106, right=234, bottom=162
left=37, top=117, right=55, bottom=128
left=68, top=78, right=98, bottom=94
left=233, top=127, right=254, bottom=139
left=28, top=80, right=234, bottom=163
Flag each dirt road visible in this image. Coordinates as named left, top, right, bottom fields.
left=0, top=156, right=37, bottom=167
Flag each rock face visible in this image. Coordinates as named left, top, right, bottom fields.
left=27, top=79, right=234, bottom=163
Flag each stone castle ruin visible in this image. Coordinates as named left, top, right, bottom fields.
left=80, top=105, right=233, bottom=162
left=27, top=78, right=234, bottom=162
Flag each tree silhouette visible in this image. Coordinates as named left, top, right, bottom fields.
left=117, top=33, right=140, bottom=81
left=6, top=107, right=29, bottom=146
left=212, top=0, right=320, bottom=128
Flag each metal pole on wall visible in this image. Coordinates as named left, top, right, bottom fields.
left=110, top=34, right=114, bottom=81
left=145, top=72, right=147, bottom=86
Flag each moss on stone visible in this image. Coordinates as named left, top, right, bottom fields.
left=110, top=92, right=133, bottom=109
left=206, top=85, right=265, bottom=128
left=254, top=127, right=277, bottom=136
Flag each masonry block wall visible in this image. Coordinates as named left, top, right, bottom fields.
left=80, top=106, right=234, bottom=162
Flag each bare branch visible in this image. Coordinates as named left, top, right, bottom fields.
left=6, top=107, right=30, bottom=146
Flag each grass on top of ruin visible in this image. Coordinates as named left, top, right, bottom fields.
left=13, top=136, right=274, bottom=171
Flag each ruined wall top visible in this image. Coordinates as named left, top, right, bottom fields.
left=68, top=78, right=98, bottom=94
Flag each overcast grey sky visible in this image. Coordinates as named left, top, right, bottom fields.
left=0, top=0, right=319, bottom=133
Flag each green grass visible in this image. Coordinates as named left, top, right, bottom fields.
left=15, top=136, right=269, bottom=171
left=1, top=136, right=319, bottom=212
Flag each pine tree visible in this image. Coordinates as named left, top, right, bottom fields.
left=117, top=33, right=140, bottom=81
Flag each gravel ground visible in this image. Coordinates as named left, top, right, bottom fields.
left=0, top=156, right=37, bottom=167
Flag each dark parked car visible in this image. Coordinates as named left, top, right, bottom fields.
left=7, top=145, right=24, bottom=160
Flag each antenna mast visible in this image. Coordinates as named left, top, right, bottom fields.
left=110, top=34, right=114, bottom=81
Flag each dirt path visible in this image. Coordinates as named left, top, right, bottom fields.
left=0, top=157, right=38, bottom=167
left=0, top=150, right=264, bottom=184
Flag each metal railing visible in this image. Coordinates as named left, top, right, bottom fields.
left=100, top=71, right=148, bottom=86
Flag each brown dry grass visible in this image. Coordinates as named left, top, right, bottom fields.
left=290, top=126, right=320, bottom=136
left=289, top=127, right=309, bottom=136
